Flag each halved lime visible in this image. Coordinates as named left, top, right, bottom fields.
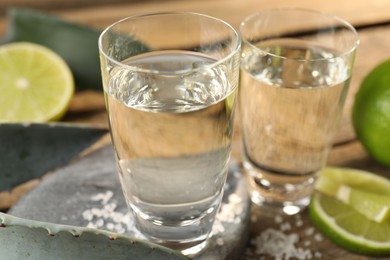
left=316, top=168, right=390, bottom=223
left=0, top=42, right=74, bottom=122
left=310, top=192, right=390, bottom=255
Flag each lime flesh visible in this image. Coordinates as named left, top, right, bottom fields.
left=310, top=192, right=390, bottom=255
left=310, top=167, right=390, bottom=255
left=316, top=170, right=390, bottom=223
left=0, top=42, right=74, bottom=122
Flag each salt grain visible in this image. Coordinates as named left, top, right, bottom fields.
left=82, top=210, right=93, bottom=221
left=106, top=223, right=114, bottom=230
left=95, top=219, right=104, bottom=227
left=280, top=222, right=291, bottom=231
left=91, top=190, right=113, bottom=205
left=274, top=215, right=283, bottom=224
left=216, top=237, right=224, bottom=246
left=314, top=233, right=323, bottom=242
left=294, top=215, right=303, bottom=227
left=304, top=227, right=315, bottom=236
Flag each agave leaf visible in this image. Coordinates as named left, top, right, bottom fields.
left=1, top=8, right=150, bottom=91
left=0, top=123, right=108, bottom=191
left=0, top=212, right=187, bottom=259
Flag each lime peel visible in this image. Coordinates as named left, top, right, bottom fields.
left=352, top=58, right=390, bottom=166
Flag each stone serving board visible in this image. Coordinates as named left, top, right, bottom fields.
left=9, top=144, right=251, bottom=260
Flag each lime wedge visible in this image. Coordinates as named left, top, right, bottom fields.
left=0, top=42, right=74, bottom=122
left=310, top=192, right=390, bottom=255
left=316, top=170, right=390, bottom=223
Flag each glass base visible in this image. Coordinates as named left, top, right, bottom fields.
left=243, top=160, right=318, bottom=215
left=250, top=190, right=311, bottom=215
left=131, top=205, right=216, bottom=256
left=135, top=230, right=210, bottom=256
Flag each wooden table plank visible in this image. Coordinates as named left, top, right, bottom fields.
left=1, top=1, right=390, bottom=258
left=51, top=0, right=390, bottom=30
left=2, top=0, right=390, bottom=33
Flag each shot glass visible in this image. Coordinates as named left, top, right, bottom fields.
left=98, top=13, right=241, bottom=254
left=239, top=9, right=358, bottom=214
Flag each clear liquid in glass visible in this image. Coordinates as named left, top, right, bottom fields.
left=239, top=39, right=350, bottom=211
left=104, top=50, right=236, bottom=251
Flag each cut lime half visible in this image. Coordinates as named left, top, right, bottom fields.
left=0, top=42, right=74, bottom=122
left=310, top=192, right=390, bottom=255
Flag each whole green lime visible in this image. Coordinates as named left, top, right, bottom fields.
left=353, top=59, right=390, bottom=166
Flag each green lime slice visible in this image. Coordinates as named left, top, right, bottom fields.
left=0, top=42, right=74, bottom=122
left=310, top=192, right=390, bottom=255
left=316, top=168, right=390, bottom=223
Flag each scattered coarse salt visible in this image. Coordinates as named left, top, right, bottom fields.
left=246, top=212, right=325, bottom=259
left=91, top=190, right=113, bottom=205
left=85, top=188, right=246, bottom=241
left=250, top=228, right=312, bottom=260
left=81, top=190, right=137, bottom=236
left=212, top=193, right=243, bottom=235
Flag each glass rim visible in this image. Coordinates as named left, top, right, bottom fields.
left=240, top=8, right=360, bottom=62
left=98, top=12, right=241, bottom=75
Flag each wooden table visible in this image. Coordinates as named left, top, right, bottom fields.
left=1, top=0, right=390, bottom=259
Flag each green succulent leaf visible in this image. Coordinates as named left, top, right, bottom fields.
left=0, top=212, right=187, bottom=259
left=0, top=123, right=108, bottom=191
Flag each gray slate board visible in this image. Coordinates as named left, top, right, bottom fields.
left=9, top=145, right=250, bottom=259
